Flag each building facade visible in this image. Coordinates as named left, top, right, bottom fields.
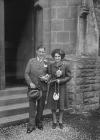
left=0, top=0, right=100, bottom=125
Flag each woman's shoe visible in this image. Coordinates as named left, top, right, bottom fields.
left=52, top=123, right=57, bottom=129
left=59, top=123, right=64, bottom=129
left=37, top=123, right=43, bottom=130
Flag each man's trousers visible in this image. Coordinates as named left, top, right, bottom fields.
left=28, top=90, right=47, bottom=128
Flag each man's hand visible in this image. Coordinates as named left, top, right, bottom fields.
left=56, top=79, right=60, bottom=84
left=40, top=74, right=50, bottom=82
left=30, top=83, right=36, bottom=88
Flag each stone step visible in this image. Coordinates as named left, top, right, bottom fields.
left=0, top=94, right=27, bottom=100
left=0, top=103, right=29, bottom=118
left=0, top=102, right=29, bottom=112
left=0, top=87, right=52, bottom=127
left=0, top=97, right=28, bottom=107
left=0, top=87, right=28, bottom=126
left=0, top=87, right=28, bottom=96
left=0, top=106, right=29, bottom=118
left=0, top=109, right=51, bottom=127
left=0, top=87, right=28, bottom=108
left=0, top=94, right=28, bottom=106
left=0, top=113, right=29, bottom=127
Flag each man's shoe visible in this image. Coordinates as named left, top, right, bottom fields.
left=59, top=123, right=64, bottom=129
left=27, top=127, right=36, bottom=134
left=52, top=123, right=57, bottom=129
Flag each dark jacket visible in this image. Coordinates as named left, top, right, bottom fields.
left=25, top=58, right=48, bottom=91
left=47, top=61, right=71, bottom=110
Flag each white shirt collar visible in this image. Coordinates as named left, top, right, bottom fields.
left=37, top=56, right=43, bottom=62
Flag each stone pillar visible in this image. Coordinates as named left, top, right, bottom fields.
left=86, top=0, right=99, bottom=55
left=34, top=0, right=51, bottom=54
left=77, top=0, right=99, bottom=56
left=33, top=4, right=43, bottom=51
left=0, top=0, right=5, bottom=89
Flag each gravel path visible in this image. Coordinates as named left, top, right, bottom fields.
left=0, top=112, right=100, bottom=140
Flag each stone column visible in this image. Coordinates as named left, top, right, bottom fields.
left=0, top=0, right=5, bottom=89
left=86, top=0, right=99, bottom=55
left=34, top=0, right=51, bottom=54
left=77, top=0, right=99, bottom=56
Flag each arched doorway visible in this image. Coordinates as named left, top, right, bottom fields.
left=4, top=0, right=43, bottom=87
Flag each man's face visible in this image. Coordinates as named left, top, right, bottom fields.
left=36, top=48, right=45, bottom=58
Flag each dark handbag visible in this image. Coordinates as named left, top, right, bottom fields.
left=28, top=87, right=42, bottom=100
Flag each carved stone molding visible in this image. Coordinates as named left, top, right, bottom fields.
left=77, top=0, right=99, bottom=56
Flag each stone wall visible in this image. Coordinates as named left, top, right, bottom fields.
left=40, top=0, right=81, bottom=54
left=41, top=0, right=100, bottom=112
left=42, top=0, right=99, bottom=55
left=50, top=0, right=81, bottom=54
left=66, top=56, right=100, bottom=113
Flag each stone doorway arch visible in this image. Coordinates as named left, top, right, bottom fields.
left=4, top=0, right=43, bottom=87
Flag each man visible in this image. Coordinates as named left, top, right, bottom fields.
left=25, top=46, right=48, bottom=133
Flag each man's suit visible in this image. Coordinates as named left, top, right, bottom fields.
left=25, top=57, right=48, bottom=129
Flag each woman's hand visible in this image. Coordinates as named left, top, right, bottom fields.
left=30, top=82, right=36, bottom=88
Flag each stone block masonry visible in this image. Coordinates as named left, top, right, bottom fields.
left=41, top=0, right=80, bottom=54
left=66, top=55, right=100, bottom=113
left=50, top=1, right=76, bottom=53
left=41, top=0, right=100, bottom=113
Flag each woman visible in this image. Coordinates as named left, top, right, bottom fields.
left=47, top=49, right=71, bottom=129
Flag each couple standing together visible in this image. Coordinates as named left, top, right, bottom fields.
left=25, top=46, right=71, bottom=133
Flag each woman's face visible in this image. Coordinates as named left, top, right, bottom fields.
left=54, top=53, right=61, bottom=62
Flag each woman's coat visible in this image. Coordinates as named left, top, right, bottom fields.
left=47, top=61, right=71, bottom=110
